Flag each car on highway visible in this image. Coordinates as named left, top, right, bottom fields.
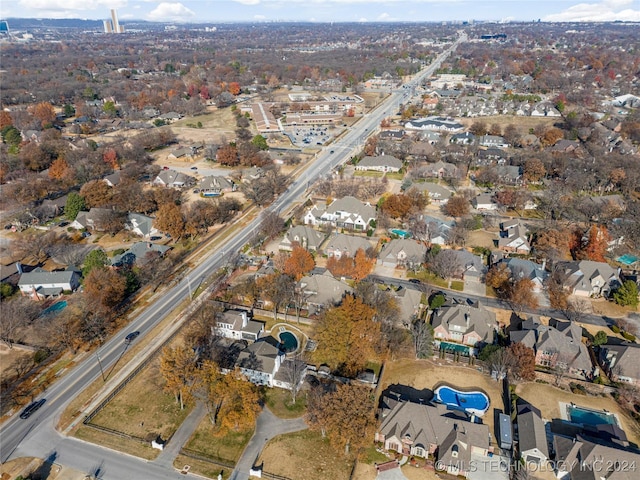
left=125, top=331, right=140, bottom=343
left=20, top=399, right=46, bottom=419
left=190, top=166, right=198, bottom=170
left=330, top=150, right=334, bottom=154
left=409, top=279, right=421, bottom=284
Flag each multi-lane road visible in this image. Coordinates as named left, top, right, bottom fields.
left=0, top=34, right=466, bottom=478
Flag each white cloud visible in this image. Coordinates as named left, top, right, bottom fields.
left=234, top=0, right=261, bottom=5
left=19, top=0, right=127, bottom=18
left=232, top=0, right=456, bottom=4
left=544, top=0, right=640, bottom=21
left=147, top=2, right=195, bottom=21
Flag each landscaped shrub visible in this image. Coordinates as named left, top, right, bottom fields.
left=622, top=331, right=636, bottom=342
left=611, top=325, right=620, bottom=334
left=569, top=383, right=587, bottom=395
left=594, top=376, right=606, bottom=385
left=33, top=349, right=50, bottom=364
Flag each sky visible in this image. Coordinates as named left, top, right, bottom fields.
left=1, top=0, right=640, bottom=24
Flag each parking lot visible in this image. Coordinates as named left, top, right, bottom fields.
left=286, top=125, right=336, bottom=147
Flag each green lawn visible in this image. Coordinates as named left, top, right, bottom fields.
left=353, top=170, right=383, bottom=178
left=264, top=387, right=307, bottom=419
left=408, top=271, right=464, bottom=291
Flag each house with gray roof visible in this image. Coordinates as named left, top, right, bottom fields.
left=421, top=215, right=453, bottom=245
left=478, top=135, right=509, bottom=148
left=498, top=258, right=547, bottom=292
left=412, top=183, right=453, bottom=205
left=297, top=270, right=353, bottom=315
left=382, top=285, right=423, bottom=326
left=69, top=207, right=115, bottom=231
left=557, top=260, right=620, bottom=297
left=423, top=160, right=458, bottom=179
left=450, top=131, right=475, bottom=145
left=599, top=342, right=640, bottom=386
left=198, top=175, right=235, bottom=196
left=404, top=116, right=464, bottom=132
left=103, top=171, right=122, bottom=187
left=510, top=318, right=593, bottom=379
left=126, top=213, right=158, bottom=238
left=215, top=309, right=264, bottom=343
left=303, top=196, right=376, bottom=231
left=323, top=233, right=373, bottom=259
left=376, top=395, right=490, bottom=477
left=553, top=434, right=640, bottom=480
left=153, top=169, right=194, bottom=188
left=378, top=239, right=427, bottom=269
left=279, top=225, right=326, bottom=252
left=431, top=302, right=497, bottom=352
left=449, top=249, right=487, bottom=282
left=236, top=336, right=284, bottom=387
left=355, top=155, right=403, bottom=173
left=111, top=242, right=171, bottom=267
left=472, top=193, right=498, bottom=211
left=516, top=404, right=549, bottom=466
left=497, top=222, right=530, bottom=254
left=18, top=267, right=81, bottom=299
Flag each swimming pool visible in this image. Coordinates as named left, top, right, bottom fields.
left=390, top=228, right=411, bottom=239
left=616, top=254, right=638, bottom=266
left=568, top=405, right=618, bottom=427
left=278, top=331, right=299, bottom=353
left=41, top=300, right=67, bottom=317
left=434, top=385, right=490, bottom=417
left=438, top=341, right=472, bottom=355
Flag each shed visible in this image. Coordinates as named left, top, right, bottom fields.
left=499, top=413, right=513, bottom=450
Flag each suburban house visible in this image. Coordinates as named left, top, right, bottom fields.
left=323, top=233, right=373, bottom=259
left=516, top=402, right=549, bottom=466
left=273, top=358, right=308, bottom=391
left=450, top=131, right=475, bottom=145
left=498, top=258, right=547, bottom=292
left=599, top=342, right=640, bottom=386
left=197, top=175, right=235, bottom=196
left=382, top=285, right=423, bottom=326
left=510, top=318, right=593, bottom=379
left=279, top=225, right=326, bottom=252
left=472, top=193, right=498, bottom=210
left=412, top=183, right=453, bottom=205
left=168, top=146, right=195, bottom=160
left=553, top=434, right=640, bottom=480
left=376, top=392, right=491, bottom=478
left=111, top=242, right=171, bottom=267
left=422, top=215, right=453, bottom=245
left=236, top=336, right=284, bottom=387
left=423, top=160, right=458, bottom=179
left=448, top=249, right=487, bottom=283
left=404, top=116, right=464, bottom=132
left=478, top=135, right=509, bottom=148
left=153, top=169, right=195, bottom=188
left=557, top=260, right=621, bottom=297
left=103, top=171, right=122, bottom=187
left=303, top=196, right=376, bottom=231
left=297, top=270, right=353, bottom=315
left=214, top=309, right=265, bottom=342
left=355, top=155, right=403, bottom=173
left=18, top=267, right=81, bottom=299
left=431, top=301, right=497, bottom=353
left=377, top=239, right=427, bottom=269
left=69, top=207, right=114, bottom=231
left=495, top=165, right=523, bottom=186
left=126, top=213, right=158, bottom=239
left=497, top=220, right=530, bottom=254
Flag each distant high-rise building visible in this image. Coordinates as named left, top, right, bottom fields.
left=103, top=9, right=124, bottom=33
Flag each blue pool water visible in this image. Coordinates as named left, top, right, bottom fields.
left=390, top=229, right=411, bottom=238
left=568, top=405, right=618, bottom=427
left=434, top=385, right=490, bottom=416
left=616, top=254, right=638, bottom=266
left=278, top=331, right=298, bottom=353
left=439, top=341, right=471, bottom=355
left=41, top=300, right=67, bottom=317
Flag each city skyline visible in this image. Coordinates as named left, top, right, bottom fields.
left=1, top=0, right=640, bottom=24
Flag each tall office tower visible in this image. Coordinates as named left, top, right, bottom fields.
left=103, top=19, right=113, bottom=33
left=110, top=9, right=124, bottom=33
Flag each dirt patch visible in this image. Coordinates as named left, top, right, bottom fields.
left=458, top=115, right=557, bottom=133
left=515, top=382, right=640, bottom=446
left=381, top=359, right=505, bottom=445
left=0, top=344, right=33, bottom=381
left=467, top=229, right=497, bottom=250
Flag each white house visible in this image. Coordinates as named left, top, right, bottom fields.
left=214, top=310, right=264, bottom=342
left=18, top=268, right=81, bottom=299
left=303, top=196, right=376, bottom=231
left=355, top=155, right=403, bottom=173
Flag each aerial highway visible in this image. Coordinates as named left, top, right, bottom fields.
left=0, top=34, right=465, bottom=479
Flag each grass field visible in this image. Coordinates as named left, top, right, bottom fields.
left=183, top=418, right=253, bottom=465
left=264, top=387, right=307, bottom=419
left=75, top=425, right=158, bottom=460
left=88, top=360, right=191, bottom=442
left=257, top=430, right=354, bottom=480
left=174, top=453, right=233, bottom=479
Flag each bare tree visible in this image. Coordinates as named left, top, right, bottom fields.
left=283, top=354, right=307, bottom=403
left=259, top=210, right=285, bottom=241
left=0, top=297, right=40, bottom=348
left=487, top=347, right=517, bottom=381
left=412, top=318, right=434, bottom=359
left=429, top=249, right=463, bottom=285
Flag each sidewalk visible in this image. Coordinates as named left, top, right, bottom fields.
left=230, top=408, right=307, bottom=480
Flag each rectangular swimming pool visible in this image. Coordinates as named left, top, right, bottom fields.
left=568, top=405, right=618, bottom=427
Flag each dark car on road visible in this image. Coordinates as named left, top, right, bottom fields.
left=20, top=399, right=46, bottom=419
left=125, top=331, right=140, bottom=343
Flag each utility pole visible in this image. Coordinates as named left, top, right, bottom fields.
left=96, top=352, right=105, bottom=382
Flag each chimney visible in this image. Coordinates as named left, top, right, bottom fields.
left=541, top=259, right=547, bottom=271
left=16, top=262, right=23, bottom=274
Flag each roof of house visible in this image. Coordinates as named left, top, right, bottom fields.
left=281, top=225, right=326, bottom=251
left=236, top=336, right=281, bottom=375
left=560, top=260, right=620, bottom=292
left=308, top=196, right=376, bottom=224
left=18, top=268, right=79, bottom=287
left=103, top=171, right=122, bottom=186
left=378, top=239, right=427, bottom=265
left=324, top=233, right=372, bottom=257
left=602, top=342, right=640, bottom=380
left=154, top=169, right=194, bottom=186
left=473, top=193, right=496, bottom=206
left=411, top=183, right=453, bottom=200
left=198, top=175, right=234, bottom=191
left=358, top=155, right=403, bottom=170
left=501, top=258, right=547, bottom=283
left=298, top=270, right=353, bottom=306
left=517, top=410, right=549, bottom=459
left=111, top=242, right=171, bottom=267
left=431, top=302, right=496, bottom=344
left=127, top=213, right=155, bottom=237
left=73, top=207, right=114, bottom=229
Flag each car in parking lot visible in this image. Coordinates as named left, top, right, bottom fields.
left=125, top=331, right=140, bottom=343
left=20, top=399, right=46, bottom=419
